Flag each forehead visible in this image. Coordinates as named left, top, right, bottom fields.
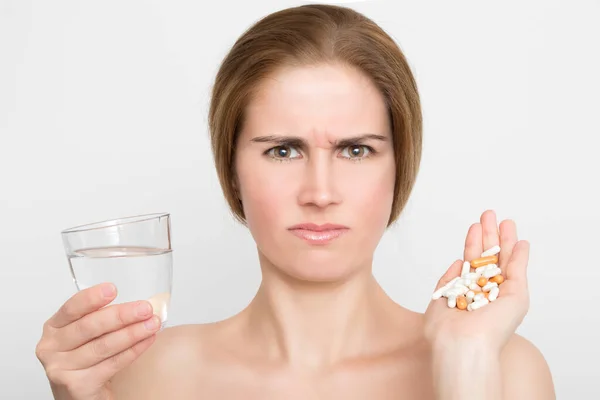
left=241, top=64, right=391, bottom=142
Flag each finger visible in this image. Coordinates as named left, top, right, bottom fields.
left=66, top=315, right=161, bottom=370
left=48, top=283, right=117, bottom=329
left=434, top=259, right=463, bottom=291
left=87, top=333, right=157, bottom=384
left=498, top=219, right=518, bottom=270
left=463, top=223, right=483, bottom=262
left=480, top=210, right=500, bottom=255
left=56, top=300, right=155, bottom=351
left=505, top=240, right=530, bottom=285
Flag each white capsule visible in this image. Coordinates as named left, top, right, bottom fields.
left=454, top=278, right=470, bottom=287
left=432, top=277, right=460, bottom=300
left=445, top=285, right=469, bottom=297
left=446, top=276, right=460, bottom=287
left=482, top=282, right=499, bottom=292
left=432, top=287, right=445, bottom=300
left=488, top=286, right=500, bottom=301
left=454, top=278, right=472, bottom=288
left=474, top=293, right=485, bottom=302
left=475, top=266, right=487, bottom=275
left=469, top=298, right=490, bottom=311
left=464, top=272, right=479, bottom=281
left=485, top=263, right=498, bottom=271
left=466, top=291, right=475, bottom=304
left=481, top=245, right=501, bottom=257
left=483, top=267, right=502, bottom=279
left=461, top=261, right=471, bottom=277
left=469, top=283, right=480, bottom=291
left=447, top=295, right=457, bottom=308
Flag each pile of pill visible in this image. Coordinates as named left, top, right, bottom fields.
left=432, top=245, right=504, bottom=311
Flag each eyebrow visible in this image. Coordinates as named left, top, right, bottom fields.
left=250, top=133, right=388, bottom=148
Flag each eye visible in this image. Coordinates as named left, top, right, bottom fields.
left=266, top=145, right=301, bottom=161
left=340, top=145, right=372, bottom=160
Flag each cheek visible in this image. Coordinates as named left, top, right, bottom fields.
left=340, top=161, right=396, bottom=225
left=236, top=160, right=295, bottom=233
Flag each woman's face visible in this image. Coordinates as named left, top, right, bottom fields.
left=235, top=63, right=395, bottom=282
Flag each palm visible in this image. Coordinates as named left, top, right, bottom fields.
left=424, top=210, right=530, bottom=351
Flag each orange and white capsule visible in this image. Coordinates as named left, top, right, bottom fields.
left=470, top=255, right=499, bottom=269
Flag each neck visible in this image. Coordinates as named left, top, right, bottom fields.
left=240, top=252, right=401, bottom=371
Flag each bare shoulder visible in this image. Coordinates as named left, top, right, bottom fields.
left=500, top=334, right=556, bottom=399
left=110, top=322, right=223, bottom=399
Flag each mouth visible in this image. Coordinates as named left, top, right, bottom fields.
left=288, top=223, right=349, bottom=245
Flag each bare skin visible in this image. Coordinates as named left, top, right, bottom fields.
left=110, top=290, right=552, bottom=399
left=38, top=63, right=555, bottom=399
left=111, top=301, right=434, bottom=400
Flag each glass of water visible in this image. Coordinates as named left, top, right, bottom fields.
left=61, top=213, right=173, bottom=328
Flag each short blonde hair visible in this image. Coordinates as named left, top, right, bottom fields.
left=209, top=4, right=422, bottom=226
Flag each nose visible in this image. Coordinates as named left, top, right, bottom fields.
left=297, top=152, right=342, bottom=208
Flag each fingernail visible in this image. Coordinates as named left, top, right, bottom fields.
left=144, top=315, right=159, bottom=330
left=102, top=283, right=116, bottom=298
left=136, top=302, right=152, bottom=317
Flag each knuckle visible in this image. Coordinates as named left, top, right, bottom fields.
left=60, top=301, right=78, bottom=321
left=108, top=347, right=129, bottom=371
left=91, top=336, right=111, bottom=359
left=129, top=340, right=147, bottom=359
left=125, top=324, right=141, bottom=344
left=35, top=342, right=47, bottom=362
left=35, top=337, right=56, bottom=363
left=42, top=320, right=53, bottom=334
left=115, top=304, right=128, bottom=327
left=45, top=366, right=67, bottom=385
left=74, top=318, right=95, bottom=341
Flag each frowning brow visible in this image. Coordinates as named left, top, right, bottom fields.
left=250, top=133, right=388, bottom=148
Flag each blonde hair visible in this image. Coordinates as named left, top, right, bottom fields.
left=209, top=4, right=422, bottom=226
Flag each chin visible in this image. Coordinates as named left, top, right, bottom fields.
left=265, top=249, right=368, bottom=284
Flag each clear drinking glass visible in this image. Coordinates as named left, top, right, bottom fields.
left=61, top=213, right=173, bottom=328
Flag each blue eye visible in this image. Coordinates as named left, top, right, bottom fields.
left=267, top=146, right=301, bottom=160
left=340, top=145, right=371, bottom=159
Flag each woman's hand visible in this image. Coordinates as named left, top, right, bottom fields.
left=35, top=283, right=161, bottom=400
left=424, top=210, right=531, bottom=399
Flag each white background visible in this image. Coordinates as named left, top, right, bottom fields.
left=1, top=0, right=599, bottom=398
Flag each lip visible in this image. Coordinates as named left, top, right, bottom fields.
left=288, top=223, right=349, bottom=245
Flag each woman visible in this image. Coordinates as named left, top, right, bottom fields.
left=36, top=4, right=555, bottom=399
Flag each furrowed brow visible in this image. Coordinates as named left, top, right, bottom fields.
left=250, top=135, right=306, bottom=149
left=250, top=133, right=388, bottom=148
left=333, top=134, right=388, bottom=148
